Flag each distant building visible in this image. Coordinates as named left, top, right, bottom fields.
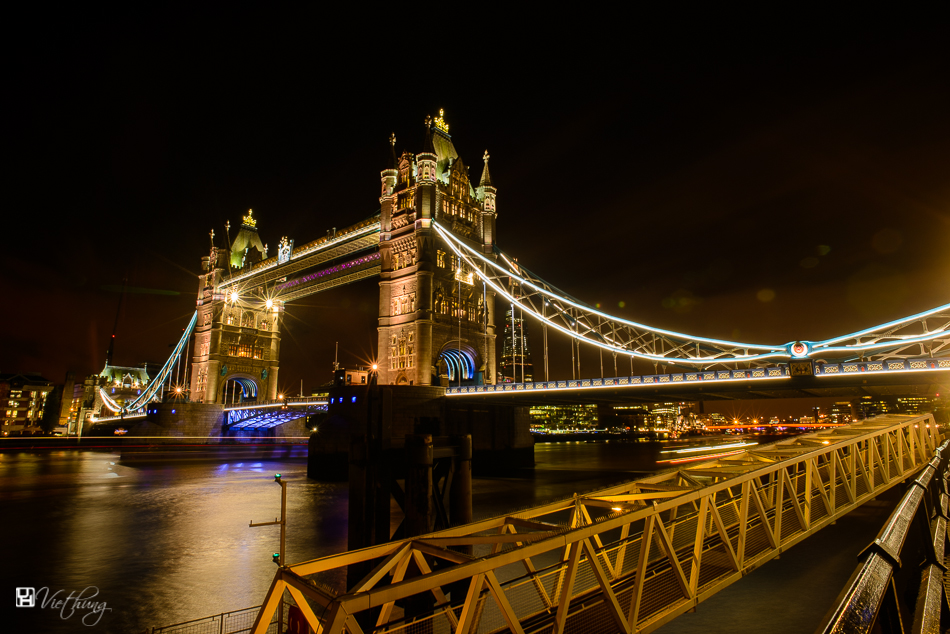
left=651, top=402, right=679, bottom=430
left=0, top=372, right=54, bottom=435
left=529, top=404, right=598, bottom=430
left=499, top=304, right=532, bottom=383
left=97, top=363, right=153, bottom=413
left=856, top=396, right=894, bottom=419
left=896, top=396, right=932, bottom=414
left=610, top=404, right=651, bottom=430
left=829, top=401, right=854, bottom=424
left=73, top=363, right=154, bottom=435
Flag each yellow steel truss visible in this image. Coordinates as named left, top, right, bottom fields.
left=251, top=414, right=942, bottom=634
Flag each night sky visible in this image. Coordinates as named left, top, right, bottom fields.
left=4, top=13, right=949, bottom=405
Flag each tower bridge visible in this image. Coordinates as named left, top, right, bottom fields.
left=88, top=111, right=948, bottom=438
left=87, top=113, right=950, bottom=632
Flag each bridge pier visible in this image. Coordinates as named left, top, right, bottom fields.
left=312, top=384, right=530, bottom=590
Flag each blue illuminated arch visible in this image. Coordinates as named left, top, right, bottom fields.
left=439, top=347, right=477, bottom=382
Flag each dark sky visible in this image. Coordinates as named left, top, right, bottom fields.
left=4, top=12, right=949, bottom=398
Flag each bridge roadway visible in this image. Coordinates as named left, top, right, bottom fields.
left=250, top=414, right=942, bottom=634
left=446, top=358, right=950, bottom=404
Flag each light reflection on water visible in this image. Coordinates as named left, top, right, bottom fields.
left=1, top=439, right=735, bottom=632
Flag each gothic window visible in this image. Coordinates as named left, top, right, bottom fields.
left=260, top=320, right=268, bottom=331
left=227, top=311, right=235, bottom=326
left=437, top=250, right=445, bottom=268
left=228, top=342, right=263, bottom=359
left=241, top=312, right=253, bottom=328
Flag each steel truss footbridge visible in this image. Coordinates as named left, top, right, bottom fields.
left=102, top=212, right=947, bottom=417
left=249, top=414, right=942, bottom=634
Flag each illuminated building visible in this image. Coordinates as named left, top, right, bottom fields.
left=73, top=364, right=154, bottom=432
left=896, top=396, right=932, bottom=414
left=499, top=304, right=533, bottom=383
left=529, top=404, right=598, bottom=430
left=610, top=404, right=651, bottom=430
left=829, top=401, right=854, bottom=424
left=651, top=402, right=679, bottom=429
left=856, top=396, right=894, bottom=419
left=377, top=112, right=497, bottom=386
left=0, top=372, right=54, bottom=435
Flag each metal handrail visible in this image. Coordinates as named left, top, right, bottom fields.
left=818, top=438, right=950, bottom=633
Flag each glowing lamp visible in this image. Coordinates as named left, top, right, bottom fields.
left=265, top=299, right=273, bottom=309
left=230, top=292, right=239, bottom=303
left=371, top=364, right=378, bottom=371
left=277, top=393, right=284, bottom=400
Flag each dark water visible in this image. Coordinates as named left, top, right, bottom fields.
left=0, top=439, right=715, bottom=633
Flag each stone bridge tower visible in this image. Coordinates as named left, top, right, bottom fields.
left=190, top=211, right=282, bottom=403
left=378, top=112, right=497, bottom=387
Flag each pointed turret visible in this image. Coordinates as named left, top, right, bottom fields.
left=416, top=116, right=438, bottom=218
left=479, top=149, right=493, bottom=188
left=388, top=132, right=398, bottom=170
left=422, top=115, right=436, bottom=155
left=379, top=133, right=400, bottom=236
left=478, top=150, right=497, bottom=253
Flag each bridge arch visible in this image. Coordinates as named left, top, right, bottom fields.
left=437, top=343, right=479, bottom=384
left=219, top=374, right=259, bottom=405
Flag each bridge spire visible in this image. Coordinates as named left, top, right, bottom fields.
left=422, top=115, right=435, bottom=155
left=479, top=149, right=493, bottom=188
left=388, top=132, right=397, bottom=169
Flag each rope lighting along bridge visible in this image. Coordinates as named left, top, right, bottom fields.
left=95, top=111, right=947, bottom=423
left=247, top=414, right=942, bottom=634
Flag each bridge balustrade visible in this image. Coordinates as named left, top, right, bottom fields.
left=249, top=414, right=942, bottom=634
left=819, top=438, right=950, bottom=633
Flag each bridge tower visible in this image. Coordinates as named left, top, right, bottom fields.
left=377, top=112, right=497, bottom=387
left=190, top=212, right=282, bottom=404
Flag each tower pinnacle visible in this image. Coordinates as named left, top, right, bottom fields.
left=479, top=150, right=493, bottom=187
left=434, top=109, right=449, bottom=134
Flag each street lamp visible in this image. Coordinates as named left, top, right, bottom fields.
left=250, top=474, right=287, bottom=633
left=250, top=473, right=287, bottom=566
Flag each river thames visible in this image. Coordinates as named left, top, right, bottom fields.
left=2, top=440, right=675, bottom=633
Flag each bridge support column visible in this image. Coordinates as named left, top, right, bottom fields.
left=405, top=434, right=435, bottom=537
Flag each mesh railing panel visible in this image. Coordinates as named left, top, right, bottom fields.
left=154, top=606, right=280, bottom=634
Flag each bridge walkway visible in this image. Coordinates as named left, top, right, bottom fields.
left=656, top=486, right=903, bottom=634
left=249, top=414, right=941, bottom=634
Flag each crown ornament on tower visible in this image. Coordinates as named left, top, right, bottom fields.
left=242, top=209, right=257, bottom=228
left=433, top=109, right=449, bottom=133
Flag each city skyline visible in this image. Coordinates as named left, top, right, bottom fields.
left=4, top=17, right=948, bottom=399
